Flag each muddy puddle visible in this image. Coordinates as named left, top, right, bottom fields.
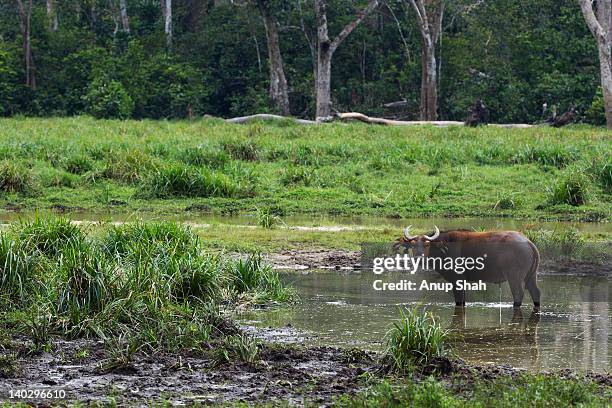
left=239, top=271, right=612, bottom=372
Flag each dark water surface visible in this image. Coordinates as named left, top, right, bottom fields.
left=240, top=271, right=611, bottom=372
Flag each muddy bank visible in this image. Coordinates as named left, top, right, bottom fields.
left=266, top=249, right=611, bottom=277
left=0, top=337, right=372, bottom=406
left=1, top=335, right=610, bottom=406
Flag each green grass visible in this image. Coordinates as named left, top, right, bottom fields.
left=0, top=117, right=609, bottom=221
left=0, top=218, right=292, bottom=352
left=381, top=307, right=449, bottom=374
left=336, top=375, right=611, bottom=407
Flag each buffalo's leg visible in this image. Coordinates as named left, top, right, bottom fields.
left=453, top=288, right=465, bottom=306
left=450, top=306, right=466, bottom=329
left=525, top=274, right=541, bottom=309
left=508, top=279, right=525, bottom=308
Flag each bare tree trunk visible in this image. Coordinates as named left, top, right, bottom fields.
left=579, top=0, right=612, bottom=128
left=314, top=0, right=379, bottom=120
left=165, top=0, right=173, bottom=48
left=408, top=0, right=444, bottom=121
left=46, top=0, right=58, bottom=31
left=119, top=0, right=130, bottom=33
left=256, top=0, right=290, bottom=115
left=16, top=0, right=35, bottom=90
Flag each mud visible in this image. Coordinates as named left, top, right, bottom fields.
left=0, top=337, right=373, bottom=406
left=1, top=335, right=610, bottom=406
left=267, top=249, right=612, bottom=276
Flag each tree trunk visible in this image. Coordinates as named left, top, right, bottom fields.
left=420, top=40, right=437, bottom=120
left=256, top=0, right=290, bottom=115
left=46, top=0, right=58, bottom=31
left=579, top=0, right=612, bottom=128
left=119, top=0, right=130, bottom=33
left=408, top=0, right=444, bottom=121
left=313, top=0, right=379, bottom=120
left=165, top=0, right=173, bottom=48
left=316, top=50, right=332, bottom=119
left=17, top=0, right=35, bottom=90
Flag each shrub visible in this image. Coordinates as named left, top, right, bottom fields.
left=587, top=155, right=611, bottom=193
left=585, top=88, right=606, bottom=126
left=84, top=77, right=134, bottom=119
left=221, top=139, right=259, bottom=161
left=142, top=164, right=237, bottom=198
left=381, top=307, right=449, bottom=373
left=63, top=154, right=94, bottom=175
left=0, top=235, right=35, bottom=301
left=229, top=253, right=291, bottom=302
left=547, top=170, right=591, bottom=206
left=15, top=217, right=86, bottom=258
left=101, top=149, right=157, bottom=183
left=177, top=145, right=229, bottom=168
left=513, top=144, right=578, bottom=168
left=493, top=192, right=521, bottom=210
left=0, top=161, right=35, bottom=194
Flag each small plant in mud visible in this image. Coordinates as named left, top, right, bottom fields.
left=381, top=307, right=449, bottom=374
left=98, top=334, right=141, bottom=374
left=0, top=353, right=21, bottom=378
left=213, top=333, right=260, bottom=366
left=256, top=207, right=283, bottom=229
left=230, top=253, right=293, bottom=303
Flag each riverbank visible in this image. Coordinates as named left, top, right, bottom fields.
left=0, top=118, right=610, bottom=221
left=1, top=335, right=610, bottom=406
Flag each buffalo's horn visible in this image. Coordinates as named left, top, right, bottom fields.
left=403, top=225, right=417, bottom=240
left=425, top=225, right=440, bottom=241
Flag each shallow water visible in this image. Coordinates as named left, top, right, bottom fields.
left=240, top=271, right=612, bottom=372
left=0, top=212, right=608, bottom=233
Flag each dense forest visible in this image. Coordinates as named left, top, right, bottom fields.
left=0, top=0, right=610, bottom=125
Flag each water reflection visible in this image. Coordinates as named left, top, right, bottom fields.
left=239, top=271, right=611, bottom=372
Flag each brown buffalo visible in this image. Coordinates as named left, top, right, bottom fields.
left=395, top=226, right=541, bottom=309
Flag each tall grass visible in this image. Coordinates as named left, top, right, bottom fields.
left=0, top=218, right=293, bottom=350
left=381, top=307, right=449, bottom=374
left=546, top=170, right=591, bottom=206
left=142, top=164, right=238, bottom=198
left=0, top=160, right=36, bottom=194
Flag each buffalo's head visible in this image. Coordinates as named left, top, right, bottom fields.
left=394, top=225, right=441, bottom=257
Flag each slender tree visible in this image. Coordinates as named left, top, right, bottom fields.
left=407, top=0, right=444, bottom=121
left=16, top=0, right=35, bottom=89
left=579, top=0, right=612, bottom=128
left=163, top=0, right=172, bottom=48
left=46, top=0, right=58, bottom=31
left=119, top=0, right=130, bottom=33
left=255, top=0, right=290, bottom=115
left=313, top=0, right=379, bottom=120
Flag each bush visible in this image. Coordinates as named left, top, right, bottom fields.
left=84, top=77, right=134, bottom=119
left=63, top=154, right=94, bottom=175
left=142, top=164, right=237, bottom=198
left=585, top=88, right=606, bottom=126
left=0, top=161, right=35, bottom=194
left=547, top=170, right=591, bottom=206
left=381, top=307, right=449, bottom=373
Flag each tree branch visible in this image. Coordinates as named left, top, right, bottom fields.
left=329, top=0, right=379, bottom=54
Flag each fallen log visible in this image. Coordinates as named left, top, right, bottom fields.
left=225, top=112, right=534, bottom=128
left=225, top=114, right=316, bottom=125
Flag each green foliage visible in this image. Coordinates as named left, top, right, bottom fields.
left=337, top=375, right=611, bottom=407
left=585, top=88, right=606, bottom=125
left=213, top=333, right=260, bottom=366
left=0, top=218, right=292, bottom=351
left=142, top=164, right=238, bottom=198
left=0, top=161, right=35, bottom=194
left=84, top=77, right=134, bottom=119
left=547, top=170, right=591, bottom=206
left=381, top=308, right=449, bottom=374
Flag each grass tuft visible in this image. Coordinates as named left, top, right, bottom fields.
left=381, top=307, right=449, bottom=374
left=547, top=170, right=591, bottom=206
left=0, top=161, right=35, bottom=194
left=142, top=164, right=238, bottom=198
